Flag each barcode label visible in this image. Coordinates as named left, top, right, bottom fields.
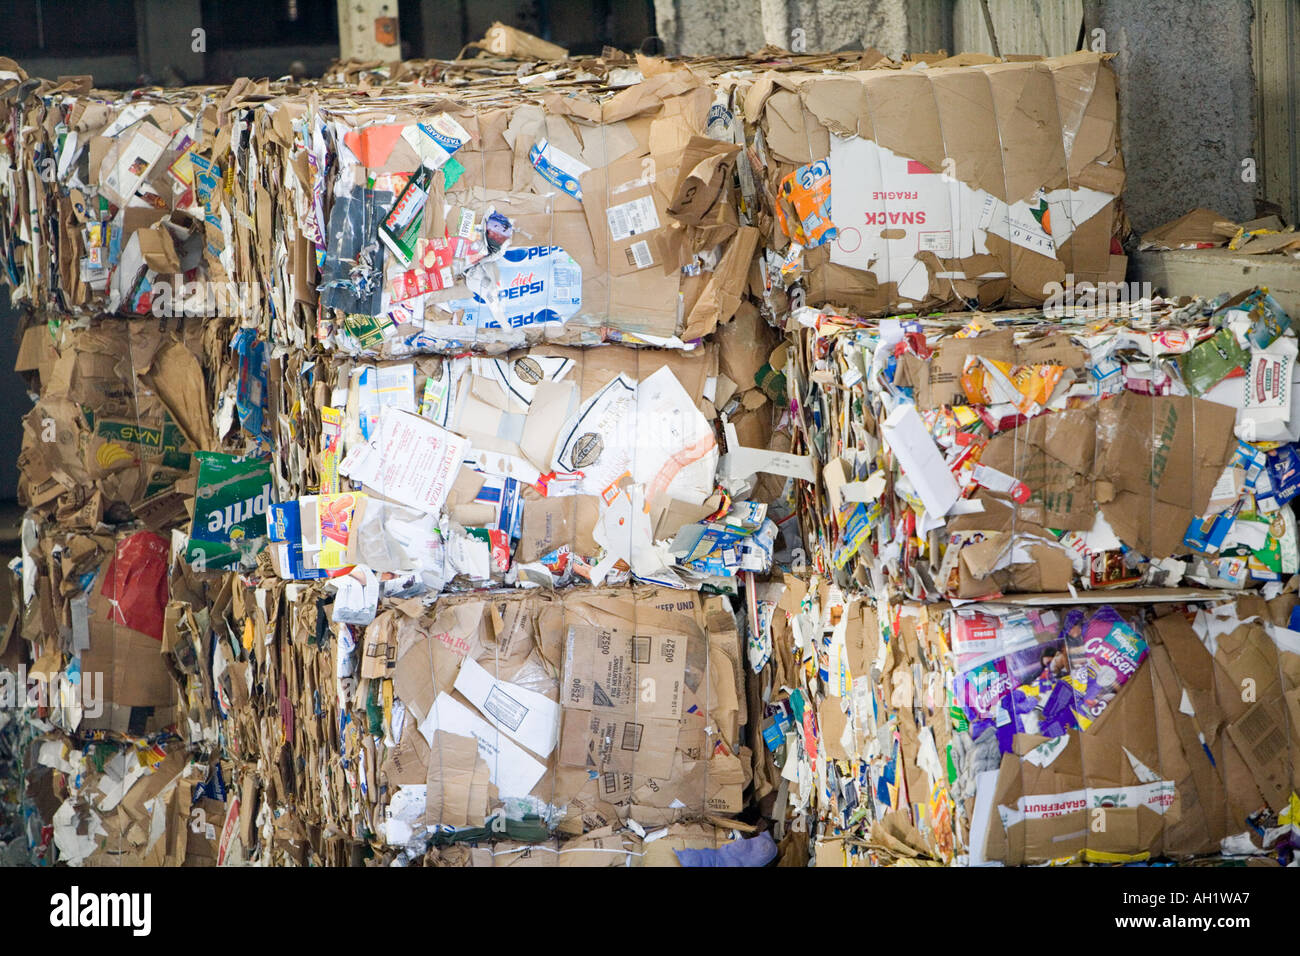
left=620, top=721, right=644, bottom=752
left=455, top=208, right=475, bottom=238
left=625, top=240, right=653, bottom=270
left=918, top=230, right=953, bottom=255
left=606, top=195, right=659, bottom=241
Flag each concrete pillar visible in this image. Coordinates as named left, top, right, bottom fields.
left=1083, top=0, right=1256, bottom=232
left=770, top=0, right=908, bottom=56
left=655, top=0, right=768, bottom=56
left=135, top=0, right=205, bottom=85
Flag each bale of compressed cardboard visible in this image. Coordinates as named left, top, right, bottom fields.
left=0, top=60, right=756, bottom=349
left=971, top=596, right=1300, bottom=864
left=755, top=588, right=1300, bottom=866
left=737, top=52, right=1125, bottom=317
left=263, top=336, right=785, bottom=591
left=788, top=294, right=1300, bottom=600
left=376, top=584, right=748, bottom=844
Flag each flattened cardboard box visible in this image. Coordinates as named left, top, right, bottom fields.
left=380, top=585, right=745, bottom=837
left=559, top=624, right=685, bottom=780
left=743, top=53, right=1122, bottom=316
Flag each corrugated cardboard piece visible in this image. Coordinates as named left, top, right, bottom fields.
left=742, top=53, right=1123, bottom=317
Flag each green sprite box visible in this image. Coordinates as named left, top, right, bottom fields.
left=187, top=452, right=272, bottom=570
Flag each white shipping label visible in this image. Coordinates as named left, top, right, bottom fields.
left=606, top=195, right=660, bottom=241
left=626, top=240, right=654, bottom=270
left=453, top=658, right=559, bottom=758
left=918, top=230, right=953, bottom=255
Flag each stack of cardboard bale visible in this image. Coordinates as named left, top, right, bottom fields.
left=7, top=35, right=1291, bottom=870
left=0, top=46, right=781, bottom=865
left=725, top=48, right=1296, bottom=866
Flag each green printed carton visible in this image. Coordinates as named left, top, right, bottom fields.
left=187, top=451, right=272, bottom=570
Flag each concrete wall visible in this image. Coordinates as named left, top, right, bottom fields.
left=953, top=0, right=1083, bottom=57
left=136, top=0, right=204, bottom=84
left=206, top=45, right=339, bottom=83
left=1084, top=0, right=1256, bottom=232
left=1252, top=0, right=1300, bottom=226
left=654, top=0, right=949, bottom=58
left=655, top=0, right=767, bottom=56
